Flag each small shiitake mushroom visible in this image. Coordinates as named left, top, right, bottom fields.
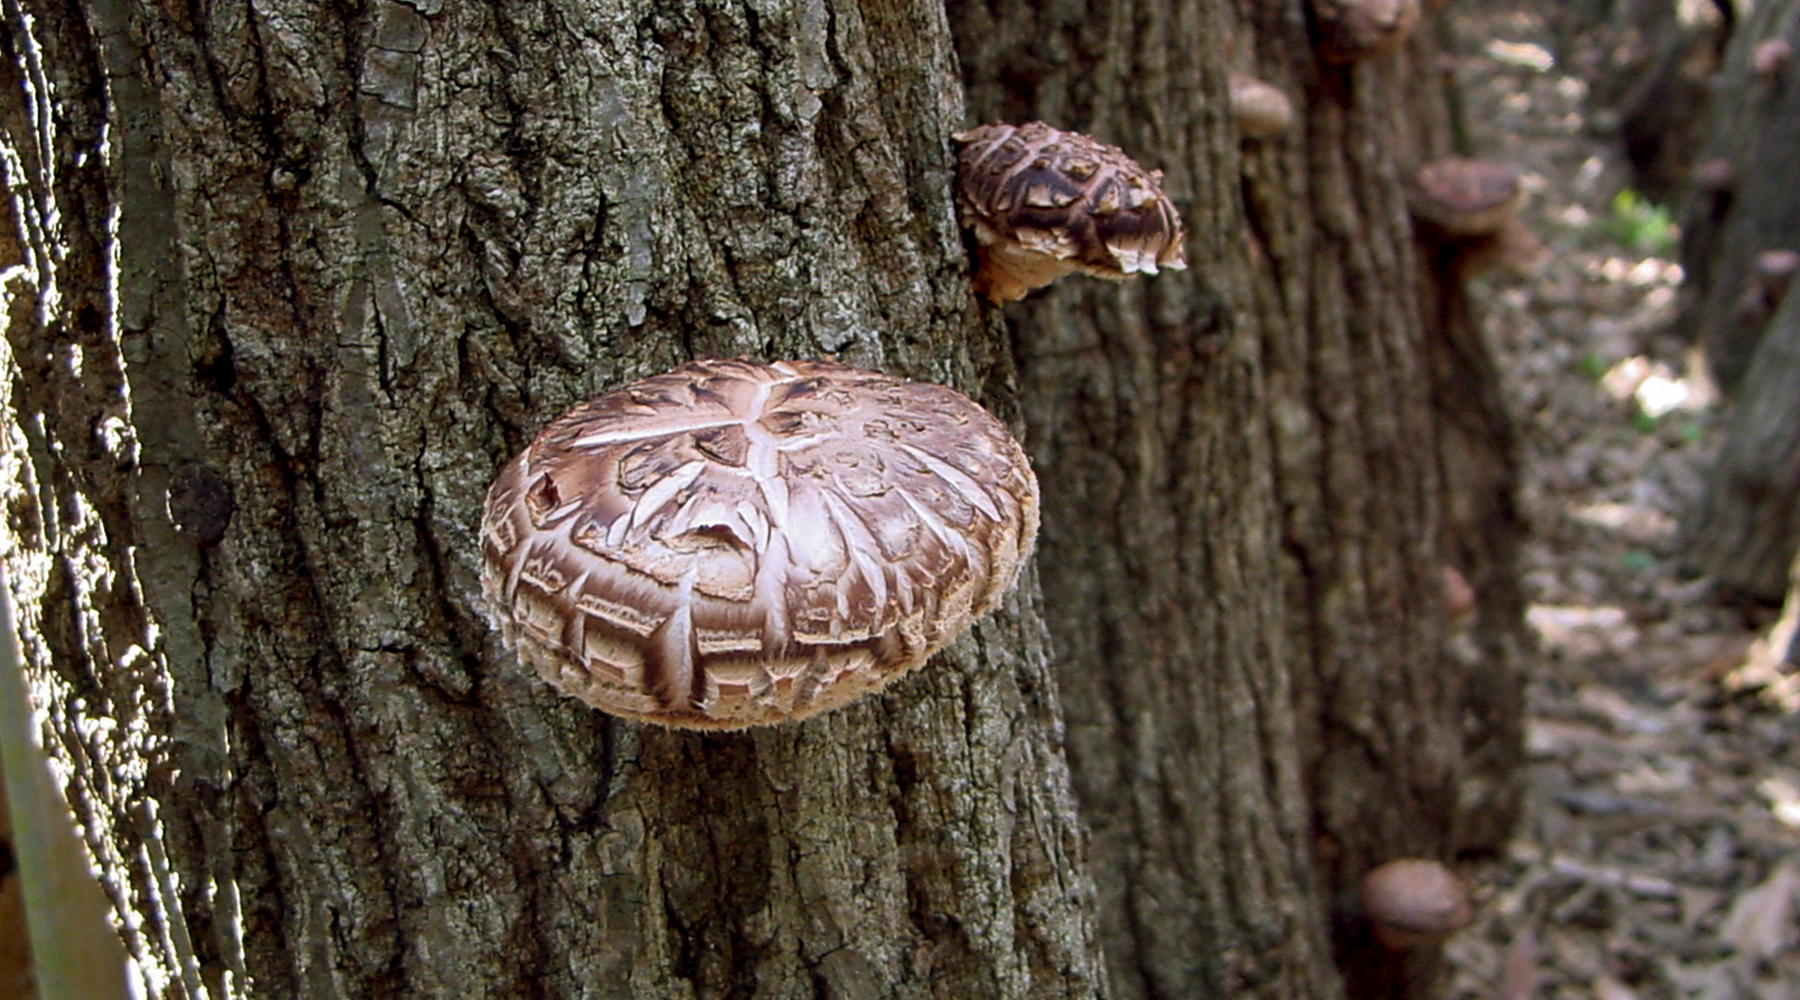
left=1360, top=858, right=1474, bottom=950
left=1411, top=158, right=1540, bottom=278
left=1230, top=73, right=1296, bottom=138
left=1692, top=157, right=1737, bottom=192
left=1733, top=248, right=1800, bottom=329
left=1441, top=565, right=1476, bottom=621
left=1753, top=37, right=1793, bottom=79
left=1411, top=157, right=1523, bottom=238
left=953, top=122, right=1187, bottom=303
left=480, top=359, right=1040, bottom=729
left=1753, top=248, right=1800, bottom=300
left=1312, top=0, right=1423, bottom=62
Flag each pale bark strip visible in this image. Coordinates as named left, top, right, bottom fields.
left=0, top=1, right=1107, bottom=997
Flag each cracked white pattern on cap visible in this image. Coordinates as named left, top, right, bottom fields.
left=480, top=358, right=1040, bottom=728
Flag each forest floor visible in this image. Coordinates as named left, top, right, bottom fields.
left=1443, top=6, right=1800, bottom=1000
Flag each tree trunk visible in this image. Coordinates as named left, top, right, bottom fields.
left=1682, top=285, right=1800, bottom=601
left=1673, top=0, right=1800, bottom=597
left=0, top=1, right=1527, bottom=999
left=1565, top=0, right=1731, bottom=204
left=1672, top=0, right=1800, bottom=394
left=0, top=2, right=1104, bottom=998
left=948, top=2, right=1528, bottom=998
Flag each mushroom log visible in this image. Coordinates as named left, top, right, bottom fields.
left=480, top=358, right=1040, bottom=729
left=953, top=122, right=1187, bottom=303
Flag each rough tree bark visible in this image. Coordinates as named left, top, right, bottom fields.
left=948, top=0, right=1334, bottom=992
left=948, top=1, right=1528, bottom=998
left=0, top=2, right=1103, bottom=998
left=0, top=0, right=1526, bottom=998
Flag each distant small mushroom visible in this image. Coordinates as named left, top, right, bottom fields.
left=1411, top=158, right=1523, bottom=238
left=1753, top=37, right=1792, bottom=79
left=1360, top=858, right=1474, bottom=950
left=1440, top=565, right=1476, bottom=621
left=1312, top=0, right=1422, bottom=62
left=1753, top=248, right=1800, bottom=301
left=1692, top=157, right=1736, bottom=192
left=1733, top=248, right=1800, bottom=329
left=480, top=358, right=1040, bottom=729
left=953, top=122, right=1187, bottom=303
left=1411, top=158, right=1541, bottom=278
left=1230, top=73, right=1295, bottom=138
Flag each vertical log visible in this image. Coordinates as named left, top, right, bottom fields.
left=0, top=1, right=1107, bottom=996
left=949, top=0, right=1527, bottom=996
left=1673, top=0, right=1800, bottom=393
left=1682, top=290, right=1800, bottom=600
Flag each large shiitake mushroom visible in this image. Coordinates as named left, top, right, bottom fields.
left=480, top=359, right=1040, bottom=729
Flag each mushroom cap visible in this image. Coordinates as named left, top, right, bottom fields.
left=1753, top=248, right=1800, bottom=288
left=1360, top=858, right=1474, bottom=949
left=1753, top=37, right=1793, bottom=77
left=1312, top=0, right=1422, bottom=61
left=1411, top=158, right=1523, bottom=238
left=1229, top=73, right=1296, bottom=138
left=953, top=122, right=1187, bottom=302
left=480, top=358, right=1040, bottom=729
left=1440, top=565, right=1476, bottom=620
left=1693, top=157, right=1737, bottom=191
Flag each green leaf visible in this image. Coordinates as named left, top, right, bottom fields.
left=1603, top=189, right=1678, bottom=257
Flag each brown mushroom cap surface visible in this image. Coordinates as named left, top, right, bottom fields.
left=480, top=358, right=1040, bottom=729
left=1360, top=858, right=1474, bottom=949
left=1229, top=73, right=1296, bottom=138
left=1693, top=157, right=1737, bottom=191
left=1412, top=157, right=1523, bottom=238
left=1754, top=37, right=1793, bottom=77
left=953, top=122, right=1187, bottom=303
left=1754, top=248, right=1800, bottom=289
